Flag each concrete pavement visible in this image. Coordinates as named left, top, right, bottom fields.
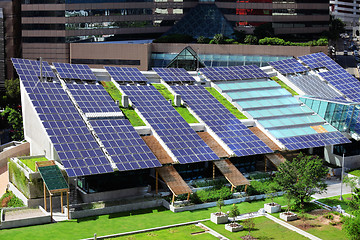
left=312, top=177, right=353, bottom=200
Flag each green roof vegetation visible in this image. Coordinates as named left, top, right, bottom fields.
left=152, top=84, right=199, bottom=124
left=0, top=191, right=24, bottom=210
left=19, top=156, right=48, bottom=172
left=101, top=81, right=146, bottom=127
left=271, top=76, right=298, bottom=96
left=205, top=87, right=247, bottom=119
left=348, top=169, right=360, bottom=177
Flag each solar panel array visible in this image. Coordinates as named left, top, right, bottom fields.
left=53, top=62, right=97, bottom=80
left=91, top=119, right=161, bottom=171
left=12, top=58, right=56, bottom=78
left=67, top=84, right=119, bottom=113
left=153, top=68, right=195, bottom=82
left=288, top=75, right=343, bottom=99
left=278, top=131, right=350, bottom=150
left=268, top=58, right=308, bottom=75
left=298, top=52, right=341, bottom=70
left=171, top=85, right=273, bottom=156
left=23, top=82, right=113, bottom=177
left=105, top=66, right=148, bottom=82
left=200, top=65, right=268, bottom=81
left=120, top=85, right=219, bottom=163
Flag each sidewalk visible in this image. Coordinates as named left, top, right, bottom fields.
left=312, top=178, right=352, bottom=199
left=0, top=165, right=8, bottom=196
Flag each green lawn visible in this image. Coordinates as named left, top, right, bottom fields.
left=271, top=77, right=298, bottom=96
left=101, top=81, right=145, bottom=127
left=112, top=224, right=217, bottom=240
left=0, top=197, right=289, bottom=240
left=19, top=156, right=48, bottom=172
left=205, top=87, right=247, bottom=120
left=203, top=217, right=308, bottom=240
left=152, top=83, right=199, bottom=123
left=348, top=169, right=360, bottom=177
left=316, top=194, right=353, bottom=212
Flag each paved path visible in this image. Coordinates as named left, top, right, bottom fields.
left=312, top=178, right=352, bottom=199
left=0, top=165, right=8, bottom=196
left=197, top=222, right=229, bottom=240
left=265, top=214, right=322, bottom=240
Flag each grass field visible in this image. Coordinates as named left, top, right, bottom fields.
left=0, top=197, right=289, bottom=240
left=101, top=81, right=146, bottom=127
left=203, top=217, right=308, bottom=240
left=316, top=194, right=353, bottom=212
left=19, top=156, right=48, bottom=172
left=205, top=87, right=247, bottom=120
left=112, top=224, right=216, bottom=240
left=348, top=169, right=360, bottom=177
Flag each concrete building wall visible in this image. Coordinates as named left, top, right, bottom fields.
left=330, top=0, right=360, bottom=29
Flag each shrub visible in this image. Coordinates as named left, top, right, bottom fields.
left=194, top=186, right=232, bottom=203
left=258, top=37, right=286, bottom=45
left=213, top=34, right=225, bottom=44
left=324, top=213, right=334, bottom=220
left=197, top=36, right=210, bottom=44
left=224, top=38, right=235, bottom=44
left=0, top=191, right=24, bottom=208
left=244, top=35, right=258, bottom=44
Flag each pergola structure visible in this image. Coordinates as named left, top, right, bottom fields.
left=156, top=165, right=192, bottom=205
left=264, top=153, right=286, bottom=171
left=36, top=160, right=70, bottom=220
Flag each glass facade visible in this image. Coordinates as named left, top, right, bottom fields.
left=152, top=53, right=289, bottom=68
left=300, top=96, right=360, bottom=134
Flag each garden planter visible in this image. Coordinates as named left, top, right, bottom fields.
left=280, top=212, right=298, bottom=221
left=225, top=223, right=243, bottom=232
left=210, top=212, right=228, bottom=224
left=264, top=203, right=281, bottom=213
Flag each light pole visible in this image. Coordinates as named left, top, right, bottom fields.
left=340, top=152, right=345, bottom=201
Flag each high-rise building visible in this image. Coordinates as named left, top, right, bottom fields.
left=20, top=0, right=330, bottom=65
left=330, top=0, right=360, bottom=30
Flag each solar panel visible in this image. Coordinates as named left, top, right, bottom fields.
left=120, top=84, right=219, bottom=163
left=200, top=65, right=268, bottom=81
left=53, top=62, right=97, bottom=80
left=105, top=66, right=148, bottom=83
left=278, top=131, right=350, bottom=150
left=91, top=119, right=161, bottom=171
left=268, top=58, right=308, bottom=75
left=287, top=75, right=343, bottom=99
left=12, top=58, right=56, bottom=78
left=67, top=83, right=119, bottom=113
left=21, top=80, right=113, bottom=177
left=172, top=85, right=273, bottom=156
left=153, top=68, right=195, bottom=82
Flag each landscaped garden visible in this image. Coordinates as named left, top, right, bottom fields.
left=18, top=156, right=48, bottom=172
left=0, top=190, right=24, bottom=209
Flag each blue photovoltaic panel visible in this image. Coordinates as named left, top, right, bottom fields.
left=105, top=66, right=148, bottom=82
left=12, top=58, right=56, bottom=78
left=298, top=52, right=342, bottom=70
left=120, top=85, right=219, bottom=164
left=200, top=65, right=268, bottom=81
left=19, top=80, right=113, bottom=177
left=171, top=85, right=273, bottom=156
left=53, top=62, right=97, bottom=80
left=153, top=68, right=195, bottom=82
left=287, top=75, right=343, bottom=99
left=278, top=131, right=350, bottom=150
left=67, top=83, right=119, bottom=113
left=268, top=58, right=308, bottom=75
left=91, top=119, right=161, bottom=171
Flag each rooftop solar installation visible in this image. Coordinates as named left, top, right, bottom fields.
left=120, top=85, right=219, bottom=163
left=171, top=85, right=273, bottom=156
left=38, top=165, right=69, bottom=192
left=23, top=81, right=114, bottom=177
left=91, top=119, right=161, bottom=171
left=200, top=65, right=268, bottom=81
left=152, top=68, right=195, bottom=82
left=287, top=75, right=343, bottom=99
left=53, top=62, right=97, bottom=80
left=67, top=83, right=119, bottom=113
left=105, top=66, right=148, bottom=82
left=12, top=58, right=56, bottom=78
left=268, top=58, right=308, bottom=75
left=216, top=79, right=350, bottom=150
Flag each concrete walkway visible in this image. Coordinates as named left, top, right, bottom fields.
left=197, top=222, right=229, bottom=240
left=265, top=214, right=322, bottom=240
left=0, top=165, right=8, bottom=196
left=312, top=178, right=352, bottom=199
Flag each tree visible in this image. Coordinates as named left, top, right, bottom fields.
left=344, top=188, right=360, bottom=240
left=212, top=34, right=225, bottom=44
left=243, top=214, right=255, bottom=237
left=344, top=176, right=359, bottom=197
left=244, top=35, right=258, bottom=45
left=328, top=17, right=345, bottom=41
left=1, top=106, right=23, bottom=140
left=2, top=78, right=20, bottom=108
left=228, top=204, right=240, bottom=223
left=216, top=198, right=225, bottom=213
left=274, top=153, right=328, bottom=208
